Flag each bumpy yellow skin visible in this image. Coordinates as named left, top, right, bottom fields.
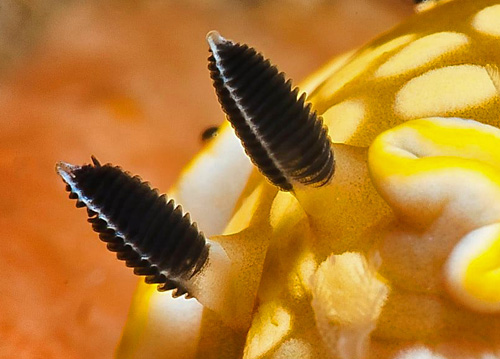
left=117, top=1, right=500, bottom=358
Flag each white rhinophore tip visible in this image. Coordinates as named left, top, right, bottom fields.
left=55, top=161, right=79, bottom=182
left=206, top=30, right=227, bottom=49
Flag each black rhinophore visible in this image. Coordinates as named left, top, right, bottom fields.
left=56, top=157, right=209, bottom=297
left=207, top=31, right=334, bottom=191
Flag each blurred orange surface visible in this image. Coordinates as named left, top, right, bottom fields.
left=0, top=1, right=412, bottom=357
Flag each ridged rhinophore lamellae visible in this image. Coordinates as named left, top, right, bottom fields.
left=56, top=157, right=210, bottom=298
left=207, top=31, right=334, bottom=192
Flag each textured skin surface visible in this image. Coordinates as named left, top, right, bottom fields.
left=118, top=1, right=500, bottom=358
left=119, top=0, right=500, bottom=359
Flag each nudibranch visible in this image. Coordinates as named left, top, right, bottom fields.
left=57, top=0, right=500, bottom=358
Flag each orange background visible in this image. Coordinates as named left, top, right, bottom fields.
left=0, top=1, right=412, bottom=357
